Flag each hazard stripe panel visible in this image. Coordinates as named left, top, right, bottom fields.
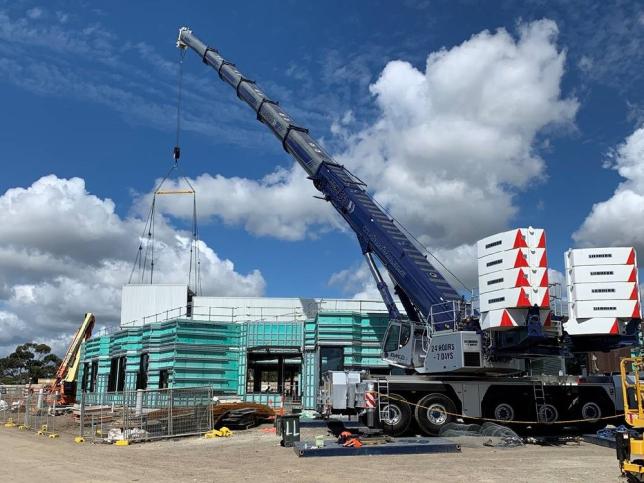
left=571, top=300, right=640, bottom=319
left=568, top=282, right=639, bottom=301
left=480, top=308, right=551, bottom=331
left=477, top=227, right=546, bottom=258
left=564, top=317, right=624, bottom=336
left=478, top=268, right=549, bottom=294
left=567, top=265, right=638, bottom=284
left=566, top=247, right=636, bottom=267
left=478, top=248, right=547, bottom=276
left=479, top=287, right=550, bottom=312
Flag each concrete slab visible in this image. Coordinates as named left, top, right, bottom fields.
left=293, top=437, right=461, bottom=457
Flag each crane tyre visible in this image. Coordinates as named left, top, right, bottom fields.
left=491, top=402, right=516, bottom=422
left=415, top=393, right=456, bottom=436
left=380, top=393, right=412, bottom=436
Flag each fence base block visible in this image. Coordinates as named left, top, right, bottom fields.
left=74, top=436, right=85, bottom=444
left=115, top=440, right=130, bottom=446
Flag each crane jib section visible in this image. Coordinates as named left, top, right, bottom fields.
left=178, top=29, right=460, bottom=319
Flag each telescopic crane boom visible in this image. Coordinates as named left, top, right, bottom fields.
left=177, top=28, right=559, bottom=373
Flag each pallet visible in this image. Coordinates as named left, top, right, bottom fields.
left=293, top=437, right=461, bottom=457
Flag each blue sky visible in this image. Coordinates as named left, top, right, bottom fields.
left=1, top=0, right=643, bottom=351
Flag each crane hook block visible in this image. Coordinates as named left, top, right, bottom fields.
left=173, top=146, right=181, bottom=161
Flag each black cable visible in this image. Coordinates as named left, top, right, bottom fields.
left=174, top=49, right=187, bottom=163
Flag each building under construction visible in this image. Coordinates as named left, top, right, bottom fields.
left=77, top=285, right=393, bottom=410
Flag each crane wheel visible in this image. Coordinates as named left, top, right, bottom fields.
left=537, top=404, right=559, bottom=423
left=380, top=393, right=412, bottom=437
left=492, top=402, right=516, bottom=422
left=415, top=393, right=456, bottom=436
left=580, top=401, right=602, bottom=422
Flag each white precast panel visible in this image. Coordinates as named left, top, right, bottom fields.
left=568, top=282, right=639, bottom=301
left=566, top=265, right=638, bottom=285
left=478, top=248, right=548, bottom=276
left=478, top=267, right=548, bottom=294
left=479, top=287, right=550, bottom=312
left=566, top=247, right=636, bottom=267
left=477, top=227, right=546, bottom=259
left=121, top=284, right=189, bottom=327
left=570, top=299, right=640, bottom=319
left=192, top=296, right=310, bottom=322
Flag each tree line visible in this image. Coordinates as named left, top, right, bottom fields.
left=0, top=343, right=61, bottom=384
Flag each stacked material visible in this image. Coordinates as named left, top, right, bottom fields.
left=476, top=228, right=550, bottom=330
left=565, top=247, right=641, bottom=335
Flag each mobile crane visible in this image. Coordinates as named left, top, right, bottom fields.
left=177, top=28, right=639, bottom=435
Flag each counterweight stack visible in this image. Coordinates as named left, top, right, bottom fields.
left=565, top=247, right=641, bottom=336
left=477, top=228, right=551, bottom=331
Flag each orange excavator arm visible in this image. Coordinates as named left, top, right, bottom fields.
left=49, top=313, right=95, bottom=404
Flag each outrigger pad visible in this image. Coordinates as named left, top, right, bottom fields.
left=293, top=437, right=460, bottom=457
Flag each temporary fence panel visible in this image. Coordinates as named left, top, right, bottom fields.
left=77, top=386, right=214, bottom=443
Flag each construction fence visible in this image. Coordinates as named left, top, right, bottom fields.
left=77, top=386, right=215, bottom=443
left=0, top=385, right=67, bottom=437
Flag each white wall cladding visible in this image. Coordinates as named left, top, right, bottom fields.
left=121, top=284, right=189, bottom=327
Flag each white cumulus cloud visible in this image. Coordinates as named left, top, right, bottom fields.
left=0, top=175, right=265, bottom=355
left=573, top=127, right=644, bottom=252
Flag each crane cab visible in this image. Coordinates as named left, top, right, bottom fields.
left=381, top=320, right=416, bottom=368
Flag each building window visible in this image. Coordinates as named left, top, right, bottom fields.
left=487, top=278, right=503, bottom=286
left=590, top=271, right=614, bottom=276
left=107, top=356, right=126, bottom=392
left=81, top=363, right=89, bottom=393
left=89, top=360, right=98, bottom=392
left=81, top=361, right=98, bottom=393
left=485, top=240, right=502, bottom=249
left=486, top=259, right=502, bottom=267
left=488, top=297, right=505, bottom=304
left=246, top=352, right=302, bottom=396
left=136, top=353, right=149, bottom=390
left=589, top=253, right=612, bottom=258
left=158, top=369, right=170, bottom=389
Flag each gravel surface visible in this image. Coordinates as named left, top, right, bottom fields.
left=0, top=425, right=622, bottom=482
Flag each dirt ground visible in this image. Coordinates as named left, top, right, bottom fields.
left=0, top=424, right=623, bottom=483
